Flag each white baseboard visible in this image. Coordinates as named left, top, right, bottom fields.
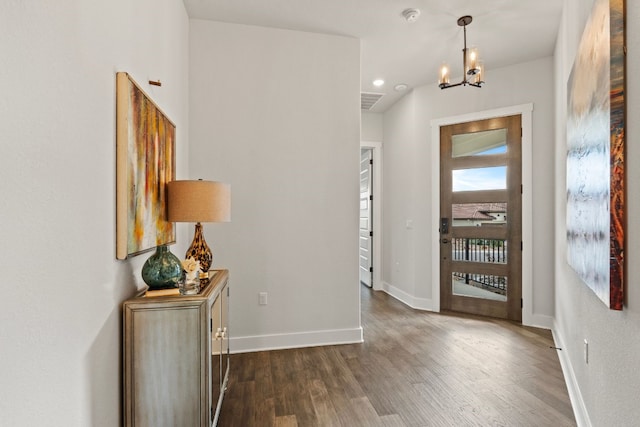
left=526, top=313, right=554, bottom=330
left=552, top=323, right=591, bottom=427
left=382, top=281, right=434, bottom=311
left=229, top=327, right=363, bottom=354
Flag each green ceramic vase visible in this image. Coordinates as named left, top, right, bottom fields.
left=141, top=245, right=184, bottom=290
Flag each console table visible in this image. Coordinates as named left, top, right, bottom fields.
left=123, top=269, right=229, bottom=426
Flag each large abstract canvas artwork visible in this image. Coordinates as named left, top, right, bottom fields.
left=116, top=72, right=176, bottom=259
left=566, top=0, right=625, bottom=310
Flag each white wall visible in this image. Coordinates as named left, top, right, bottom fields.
left=381, top=92, right=420, bottom=304
left=0, top=1, right=189, bottom=425
left=553, top=0, right=640, bottom=425
left=188, top=21, right=362, bottom=352
left=361, top=111, right=383, bottom=142
left=382, top=57, right=556, bottom=320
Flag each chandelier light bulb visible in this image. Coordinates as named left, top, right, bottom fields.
left=468, top=47, right=479, bottom=73
left=441, top=64, right=449, bottom=80
left=475, top=62, right=485, bottom=84
left=439, top=63, right=450, bottom=88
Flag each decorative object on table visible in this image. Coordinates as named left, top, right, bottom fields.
left=438, top=15, right=484, bottom=90
left=115, top=71, right=176, bottom=260
left=566, top=0, right=625, bottom=310
left=168, top=180, right=231, bottom=279
left=141, top=245, right=183, bottom=290
left=179, top=257, right=201, bottom=295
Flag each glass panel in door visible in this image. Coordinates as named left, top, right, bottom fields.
left=452, top=128, right=507, bottom=157
left=452, top=166, right=507, bottom=192
left=452, top=203, right=507, bottom=227
left=451, top=238, right=508, bottom=264
left=452, top=272, right=507, bottom=301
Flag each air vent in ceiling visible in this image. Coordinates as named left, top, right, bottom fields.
left=361, top=92, right=384, bottom=110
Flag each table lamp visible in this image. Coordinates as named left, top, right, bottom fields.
left=167, top=180, right=231, bottom=279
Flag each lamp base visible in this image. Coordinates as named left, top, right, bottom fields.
left=186, top=222, right=212, bottom=275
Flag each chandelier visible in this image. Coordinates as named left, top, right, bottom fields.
left=438, top=15, right=485, bottom=89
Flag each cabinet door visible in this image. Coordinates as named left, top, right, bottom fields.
left=126, top=306, right=205, bottom=427
left=220, top=283, right=229, bottom=383
left=210, top=294, right=222, bottom=410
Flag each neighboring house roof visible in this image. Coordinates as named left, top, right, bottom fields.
left=452, top=203, right=507, bottom=220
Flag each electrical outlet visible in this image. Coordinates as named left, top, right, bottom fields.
left=259, top=292, right=268, bottom=305
left=584, top=339, right=589, bottom=364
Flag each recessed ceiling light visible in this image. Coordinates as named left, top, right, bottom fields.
left=373, top=79, right=385, bottom=87
left=394, top=84, right=408, bottom=92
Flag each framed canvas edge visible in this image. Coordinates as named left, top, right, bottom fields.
left=116, top=72, right=129, bottom=260
left=608, top=0, right=626, bottom=310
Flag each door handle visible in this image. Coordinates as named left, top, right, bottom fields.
left=441, top=238, right=449, bottom=244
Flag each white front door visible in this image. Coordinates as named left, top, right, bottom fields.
left=359, top=148, right=373, bottom=287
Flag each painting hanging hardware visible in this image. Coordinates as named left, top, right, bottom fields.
left=148, top=80, right=162, bottom=87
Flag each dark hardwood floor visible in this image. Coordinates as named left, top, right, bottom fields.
left=218, top=286, right=576, bottom=426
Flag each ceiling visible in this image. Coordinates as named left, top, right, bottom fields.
left=182, top=0, right=563, bottom=113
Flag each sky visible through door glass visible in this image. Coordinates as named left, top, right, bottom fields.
left=452, top=145, right=507, bottom=192
left=479, top=146, right=507, bottom=155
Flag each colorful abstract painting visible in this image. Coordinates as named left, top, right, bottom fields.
left=566, top=0, right=625, bottom=310
left=116, top=72, right=175, bottom=259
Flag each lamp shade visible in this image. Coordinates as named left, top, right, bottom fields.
left=167, top=180, right=231, bottom=223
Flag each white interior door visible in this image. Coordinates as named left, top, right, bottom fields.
left=360, top=148, right=373, bottom=287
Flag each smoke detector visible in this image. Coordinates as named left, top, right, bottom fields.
left=402, top=8, right=421, bottom=23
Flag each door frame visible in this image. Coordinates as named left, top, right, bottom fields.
left=360, top=140, right=383, bottom=290
left=430, top=103, right=540, bottom=326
